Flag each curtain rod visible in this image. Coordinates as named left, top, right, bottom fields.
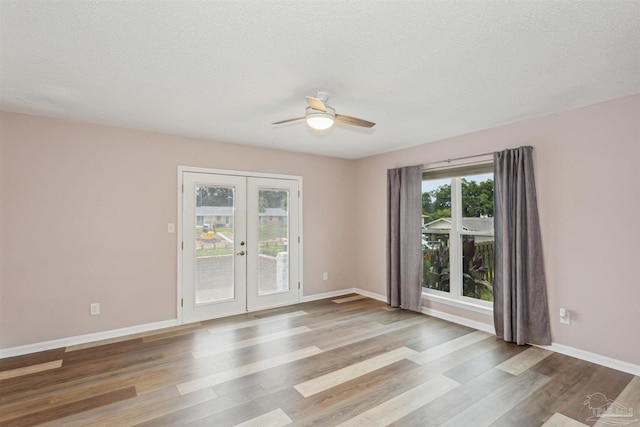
left=424, top=151, right=494, bottom=167
left=416, top=146, right=533, bottom=168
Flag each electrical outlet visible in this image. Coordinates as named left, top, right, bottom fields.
left=559, top=308, right=571, bottom=325
left=90, top=303, right=100, bottom=316
left=323, top=272, right=328, bottom=281
left=167, top=223, right=175, bottom=233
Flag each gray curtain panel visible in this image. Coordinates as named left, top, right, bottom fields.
left=493, top=146, right=551, bottom=345
left=387, top=165, right=423, bottom=313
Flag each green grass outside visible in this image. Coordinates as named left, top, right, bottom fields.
left=196, top=245, right=286, bottom=257
left=196, top=226, right=288, bottom=258
left=259, top=244, right=287, bottom=257
left=201, top=226, right=287, bottom=241
left=196, top=248, right=233, bottom=257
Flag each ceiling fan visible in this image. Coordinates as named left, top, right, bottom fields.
left=272, top=92, right=375, bottom=130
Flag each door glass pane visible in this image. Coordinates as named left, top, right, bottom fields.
left=195, top=185, right=235, bottom=304
left=257, top=188, right=289, bottom=295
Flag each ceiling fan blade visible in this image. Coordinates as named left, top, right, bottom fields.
left=306, top=96, right=327, bottom=112
left=272, top=117, right=305, bottom=125
left=335, top=114, right=376, bottom=128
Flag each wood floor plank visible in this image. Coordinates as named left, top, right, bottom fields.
left=496, top=345, right=553, bottom=375
left=286, top=337, right=503, bottom=425
left=389, top=367, right=516, bottom=426
left=185, top=387, right=304, bottom=427
left=594, top=375, right=640, bottom=426
left=139, top=324, right=322, bottom=396
left=0, top=348, right=65, bottom=372
left=332, top=295, right=367, bottom=304
left=83, top=387, right=217, bottom=427
left=442, top=340, right=529, bottom=384
left=294, top=346, right=418, bottom=397
left=283, top=359, right=420, bottom=423
left=542, top=412, right=589, bottom=426
left=177, top=346, right=323, bottom=395
left=119, top=349, right=232, bottom=396
left=332, top=299, right=387, bottom=313
left=315, top=317, right=423, bottom=352
left=140, top=323, right=207, bottom=343
left=1, top=358, right=153, bottom=407
left=491, top=352, right=596, bottom=427
left=0, top=337, right=200, bottom=403
left=62, top=338, right=147, bottom=363
left=336, top=375, right=459, bottom=426
left=555, top=362, right=633, bottom=424
left=192, top=326, right=312, bottom=359
left=269, top=318, right=388, bottom=355
left=0, top=359, right=62, bottom=381
left=213, top=335, right=405, bottom=398
left=134, top=384, right=269, bottom=426
left=207, top=310, right=308, bottom=333
left=233, top=408, right=292, bottom=427
left=252, top=304, right=316, bottom=319
left=38, top=385, right=179, bottom=427
left=0, top=386, right=137, bottom=426
left=440, top=369, right=551, bottom=426
left=408, top=330, right=493, bottom=365
left=0, top=375, right=147, bottom=423
left=360, top=306, right=424, bottom=325
left=405, top=321, right=477, bottom=353
left=65, top=323, right=203, bottom=351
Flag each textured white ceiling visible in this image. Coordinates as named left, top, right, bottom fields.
left=1, top=1, right=639, bottom=159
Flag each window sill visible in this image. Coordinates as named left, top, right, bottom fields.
left=422, top=291, right=493, bottom=315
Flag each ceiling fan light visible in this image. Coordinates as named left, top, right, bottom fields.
left=306, top=114, right=334, bottom=130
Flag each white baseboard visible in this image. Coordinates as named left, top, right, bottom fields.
left=534, top=342, right=640, bottom=377
left=302, top=288, right=387, bottom=304
left=353, top=288, right=387, bottom=303
left=0, top=319, right=179, bottom=359
left=301, top=288, right=357, bottom=302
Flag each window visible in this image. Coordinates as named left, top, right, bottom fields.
left=422, top=161, right=494, bottom=309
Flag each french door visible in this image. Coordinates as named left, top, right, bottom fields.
left=181, top=171, right=300, bottom=323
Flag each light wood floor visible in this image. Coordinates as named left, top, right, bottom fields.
left=1, top=296, right=638, bottom=426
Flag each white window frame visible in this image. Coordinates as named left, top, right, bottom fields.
left=422, top=158, right=494, bottom=314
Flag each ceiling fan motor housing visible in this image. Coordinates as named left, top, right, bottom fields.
left=306, top=106, right=335, bottom=119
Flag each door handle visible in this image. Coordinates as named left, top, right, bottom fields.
left=237, top=251, right=245, bottom=256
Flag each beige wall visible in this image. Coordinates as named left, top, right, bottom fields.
left=0, top=113, right=357, bottom=348
left=354, top=94, right=640, bottom=365
left=2, top=95, right=639, bottom=366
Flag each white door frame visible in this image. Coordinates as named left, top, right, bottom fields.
left=177, top=166, right=303, bottom=324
